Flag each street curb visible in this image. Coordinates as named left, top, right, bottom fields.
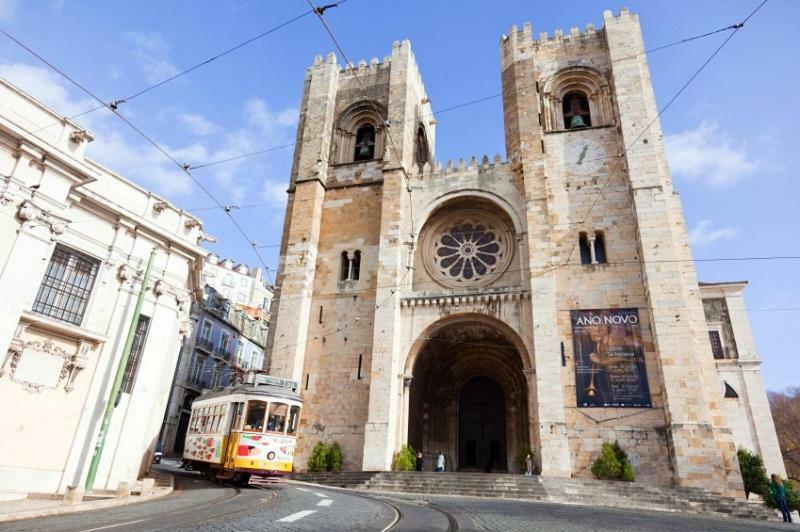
left=0, top=473, right=175, bottom=523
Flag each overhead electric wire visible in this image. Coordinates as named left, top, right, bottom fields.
left=0, top=27, right=276, bottom=283
left=182, top=17, right=747, bottom=172
left=562, top=0, right=767, bottom=267
left=31, top=5, right=341, bottom=132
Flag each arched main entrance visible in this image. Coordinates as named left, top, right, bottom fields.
left=406, top=316, right=530, bottom=472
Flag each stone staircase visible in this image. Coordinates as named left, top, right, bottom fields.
left=289, top=471, right=778, bottom=521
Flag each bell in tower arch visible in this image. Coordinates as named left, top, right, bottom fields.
left=563, top=93, right=591, bottom=129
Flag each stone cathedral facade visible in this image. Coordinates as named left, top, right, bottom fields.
left=267, top=9, right=783, bottom=495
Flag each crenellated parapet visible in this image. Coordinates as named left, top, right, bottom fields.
left=413, top=154, right=507, bottom=180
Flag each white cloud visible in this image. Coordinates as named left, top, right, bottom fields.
left=0, top=0, right=17, bottom=22
left=0, top=61, right=297, bottom=205
left=0, top=62, right=95, bottom=118
left=665, top=121, right=759, bottom=187
left=260, top=179, right=286, bottom=204
left=124, top=32, right=179, bottom=84
left=177, top=113, right=219, bottom=136
left=689, top=219, right=737, bottom=246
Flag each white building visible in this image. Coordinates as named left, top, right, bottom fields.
left=0, top=78, right=207, bottom=494
left=202, top=254, right=273, bottom=311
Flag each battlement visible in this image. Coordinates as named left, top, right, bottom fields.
left=414, top=154, right=507, bottom=179
left=500, top=8, right=636, bottom=56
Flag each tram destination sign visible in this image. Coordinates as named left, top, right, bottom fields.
left=570, top=308, right=652, bottom=408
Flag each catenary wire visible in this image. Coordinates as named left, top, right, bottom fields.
left=561, top=0, right=767, bottom=267
left=266, top=0, right=769, bottom=353
left=0, top=28, right=277, bottom=283
left=30, top=4, right=346, bottom=133
left=181, top=18, right=745, bottom=171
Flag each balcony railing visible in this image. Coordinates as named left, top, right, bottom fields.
left=196, top=337, right=214, bottom=353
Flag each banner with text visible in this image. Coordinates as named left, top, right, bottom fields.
left=571, top=308, right=651, bottom=408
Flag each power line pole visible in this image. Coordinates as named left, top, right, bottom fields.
left=85, top=248, right=157, bottom=491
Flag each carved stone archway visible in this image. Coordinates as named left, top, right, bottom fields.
left=405, top=315, right=531, bottom=472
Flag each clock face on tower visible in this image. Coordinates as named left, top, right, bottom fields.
left=563, top=138, right=606, bottom=176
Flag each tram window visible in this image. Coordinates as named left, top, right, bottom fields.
left=211, top=405, right=221, bottom=433
left=267, top=403, right=288, bottom=433
left=231, top=402, right=244, bottom=431
left=287, top=405, right=301, bottom=436
left=244, top=400, right=267, bottom=432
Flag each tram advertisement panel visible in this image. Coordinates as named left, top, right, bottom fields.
left=184, top=434, right=225, bottom=463
left=571, top=308, right=651, bottom=408
left=235, top=433, right=296, bottom=472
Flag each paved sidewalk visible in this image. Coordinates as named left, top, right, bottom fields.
left=0, top=470, right=174, bottom=523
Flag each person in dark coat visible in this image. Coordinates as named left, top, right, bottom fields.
left=415, top=452, right=424, bottom=472
left=771, top=474, right=793, bottom=522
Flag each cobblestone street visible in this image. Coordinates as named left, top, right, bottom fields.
left=2, top=463, right=796, bottom=531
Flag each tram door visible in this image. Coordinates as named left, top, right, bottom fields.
left=458, top=376, right=507, bottom=471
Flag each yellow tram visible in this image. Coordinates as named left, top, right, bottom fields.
left=183, top=376, right=302, bottom=484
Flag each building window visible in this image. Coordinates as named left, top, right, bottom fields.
left=340, top=250, right=362, bottom=281
left=219, top=330, right=231, bottom=358
left=723, top=381, right=739, bottom=399
left=354, top=124, right=376, bottom=161
left=332, top=100, right=387, bottom=164
left=562, top=91, right=591, bottom=129
left=415, top=125, right=429, bottom=170
left=594, top=231, right=607, bottom=264
left=579, top=232, right=591, bottom=265
left=709, top=330, right=725, bottom=359
left=121, top=315, right=151, bottom=393
left=190, top=354, right=206, bottom=385
left=32, top=245, right=100, bottom=326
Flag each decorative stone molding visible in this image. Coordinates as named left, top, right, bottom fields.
left=400, top=290, right=529, bottom=308
left=153, top=279, right=167, bottom=296
left=69, top=130, right=94, bottom=144
left=152, top=200, right=169, bottom=213
left=1, top=338, right=87, bottom=393
left=118, top=264, right=135, bottom=282
left=16, top=200, right=71, bottom=235
left=540, top=65, right=614, bottom=132
left=420, top=209, right=514, bottom=289
left=184, top=218, right=202, bottom=230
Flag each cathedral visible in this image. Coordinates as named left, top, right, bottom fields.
left=266, top=8, right=783, bottom=495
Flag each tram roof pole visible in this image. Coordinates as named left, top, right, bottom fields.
left=85, top=248, right=157, bottom=491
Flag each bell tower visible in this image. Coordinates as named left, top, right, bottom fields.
left=267, top=40, right=435, bottom=470
left=499, top=10, right=742, bottom=494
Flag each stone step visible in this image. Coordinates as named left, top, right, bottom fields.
left=290, top=471, right=779, bottom=522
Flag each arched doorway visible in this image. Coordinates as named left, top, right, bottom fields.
left=459, top=376, right=507, bottom=470
left=406, top=316, right=530, bottom=472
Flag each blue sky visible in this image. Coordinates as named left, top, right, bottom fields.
left=1, top=1, right=797, bottom=391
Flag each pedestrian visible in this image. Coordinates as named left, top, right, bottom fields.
left=415, top=451, right=424, bottom=472
left=436, top=451, right=445, bottom=472
left=770, top=474, right=793, bottom=522
left=525, top=453, right=533, bottom=476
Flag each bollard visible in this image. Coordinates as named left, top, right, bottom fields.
left=140, top=478, right=155, bottom=496
left=115, top=481, right=132, bottom=498
left=62, top=485, right=84, bottom=505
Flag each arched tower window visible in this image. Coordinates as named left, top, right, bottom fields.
left=562, top=91, right=591, bottom=129
left=594, top=231, right=607, bottom=264
left=578, top=232, right=591, bottom=265
left=415, top=124, right=429, bottom=170
left=351, top=250, right=361, bottom=280
left=541, top=66, right=613, bottom=132
left=340, top=251, right=350, bottom=281
left=354, top=124, right=376, bottom=161
left=332, top=100, right=387, bottom=164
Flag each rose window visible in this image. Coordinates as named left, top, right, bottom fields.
left=423, top=210, right=514, bottom=288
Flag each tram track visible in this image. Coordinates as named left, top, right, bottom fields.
left=73, top=471, right=278, bottom=532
